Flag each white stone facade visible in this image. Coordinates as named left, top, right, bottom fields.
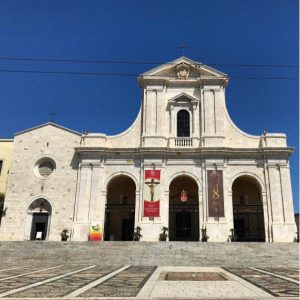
left=0, top=57, right=296, bottom=242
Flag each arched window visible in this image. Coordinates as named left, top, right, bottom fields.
left=177, top=110, right=190, bottom=137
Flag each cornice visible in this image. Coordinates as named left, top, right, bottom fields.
left=138, top=76, right=228, bottom=88
left=75, top=146, right=293, bottom=157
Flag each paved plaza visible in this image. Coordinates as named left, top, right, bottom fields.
left=0, top=264, right=298, bottom=299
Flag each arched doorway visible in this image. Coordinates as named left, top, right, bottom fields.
left=104, top=175, right=136, bottom=241
left=232, top=176, right=265, bottom=242
left=28, top=198, right=52, bottom=240
left=169, top=175, right=199, bottom=241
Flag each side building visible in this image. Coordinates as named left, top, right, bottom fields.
left=0, top=139, right=14, bottom=194
left=0, top=57, right=297, bottom=242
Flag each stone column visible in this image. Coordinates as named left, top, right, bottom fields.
left=75, top=163, right=93, bottom=223
left=279, top=165, right=296, bottom=223
left=99, top=190, right=107, bottom=236
left=261, top=191, right=270, bottom=242
left=143, top=90, right=148, bottom=135
left=227, top=190, right=234, bottom=231
left=263, top=162, right=273, bottom=242
left=198, top=190, right=203, bottom=241
left=215, top=89, right=224, bottom=135
left=88, top=164, right=102, bottom=221
left=72, top=163, right=93, bottom=241
left=267, top=164, right=294, bottom=241
left=268, top=165, right=284, bottom=223
left=137, top=161, right=144, bottom=224
left=277, top=164, right=297, bottom=241
left=201, top=89, right=225, bottom=147
left=164, top=190, right=170, bottom=240
left=145, top=90, right=155, bottom=135
left=170, top=106, right=175, bottom=138
left=24, top=211, right=33, bottom=240
left=202, top=89, right=215, bottom=135
left=134, top=190, right=141, bottom=229
left=201, top=162, right=207, bottom=227
left=193, top=103, right=200, bottom=143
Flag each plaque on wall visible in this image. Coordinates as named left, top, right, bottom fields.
left=144, top=170, right=160, bottom=217
left=207, top=170, right=224, bottom=218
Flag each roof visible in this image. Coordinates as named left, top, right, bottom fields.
left=15, top=122, right=82, bottom=136
left=141, top=56, right=228, bottom=77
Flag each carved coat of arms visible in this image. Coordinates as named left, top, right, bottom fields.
left=176, top=62, right=190, bottom=80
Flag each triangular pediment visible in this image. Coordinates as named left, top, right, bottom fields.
left=168, top=92, right=198, bottom=105
left=141, top=56, right=227, bottom=79
left=15, top=122, right=81, bottom=136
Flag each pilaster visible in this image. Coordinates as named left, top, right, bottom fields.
left=201, top=88, right=225, bottom=147
left=88, top=164, right=102, bottom=221
left=75, top=163, right=93, bottom=223
left=268, top=165, right=284, bottom=224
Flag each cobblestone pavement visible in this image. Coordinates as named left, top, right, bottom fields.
left=0, top=264, right=298, bottom=298
left=5, top=266, right=120, bottom=298
left=0, top=265, right=76, bottom=294
left=81, top=266, right=156, bottom=298
left=225, top=267, right=299, bottom=298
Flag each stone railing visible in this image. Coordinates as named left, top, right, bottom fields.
left=173, top=138, right=193, bottom=147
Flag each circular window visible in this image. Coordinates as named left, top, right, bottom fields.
left=38, top=161, right=55, bottom=177
left=34, top=158, right=56, bottom=178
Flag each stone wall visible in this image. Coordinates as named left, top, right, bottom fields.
left=0, top=139, right=14, bottom=194
left=0, top=124, right=81, bottom=241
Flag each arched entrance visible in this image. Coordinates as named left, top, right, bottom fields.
left=28, top=198, right=51, bottom=240
left=169, top=175, right=199, bottom=241
left=232, top=176, right=265, bottom=241
left=104, top=175, right=136, bottom=241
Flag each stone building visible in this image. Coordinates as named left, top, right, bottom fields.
left=0, top=139, right=14, bottom=194
left=0, top=57, right=296, bottom=242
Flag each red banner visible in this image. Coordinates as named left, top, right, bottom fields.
left=144, top=169, right=160, bottom=217
left=145, top=170, right=160, bottom=180
left=144, top=200, right=160, bottom=217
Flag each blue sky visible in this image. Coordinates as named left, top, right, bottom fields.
left=0, top=0, right=298, bottom=211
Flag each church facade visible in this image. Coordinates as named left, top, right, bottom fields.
left=0, top=57, right=296, bottom=242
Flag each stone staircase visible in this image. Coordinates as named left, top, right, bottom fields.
left=0, top=242, right=298, bottom=268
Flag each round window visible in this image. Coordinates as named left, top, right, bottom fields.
left=38, top=161, right=55, bottom=177
left=35, top=158, right=56, bottom=178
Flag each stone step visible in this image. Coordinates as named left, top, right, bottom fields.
left=0, top=242, right=298, bottom=268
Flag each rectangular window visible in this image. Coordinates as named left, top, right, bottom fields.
left=0, top=160, right=2, bottom=175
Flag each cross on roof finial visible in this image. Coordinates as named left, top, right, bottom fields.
left=49, top=112, right=57, bottom=123
left=178, top=45, right=188, bottom=56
